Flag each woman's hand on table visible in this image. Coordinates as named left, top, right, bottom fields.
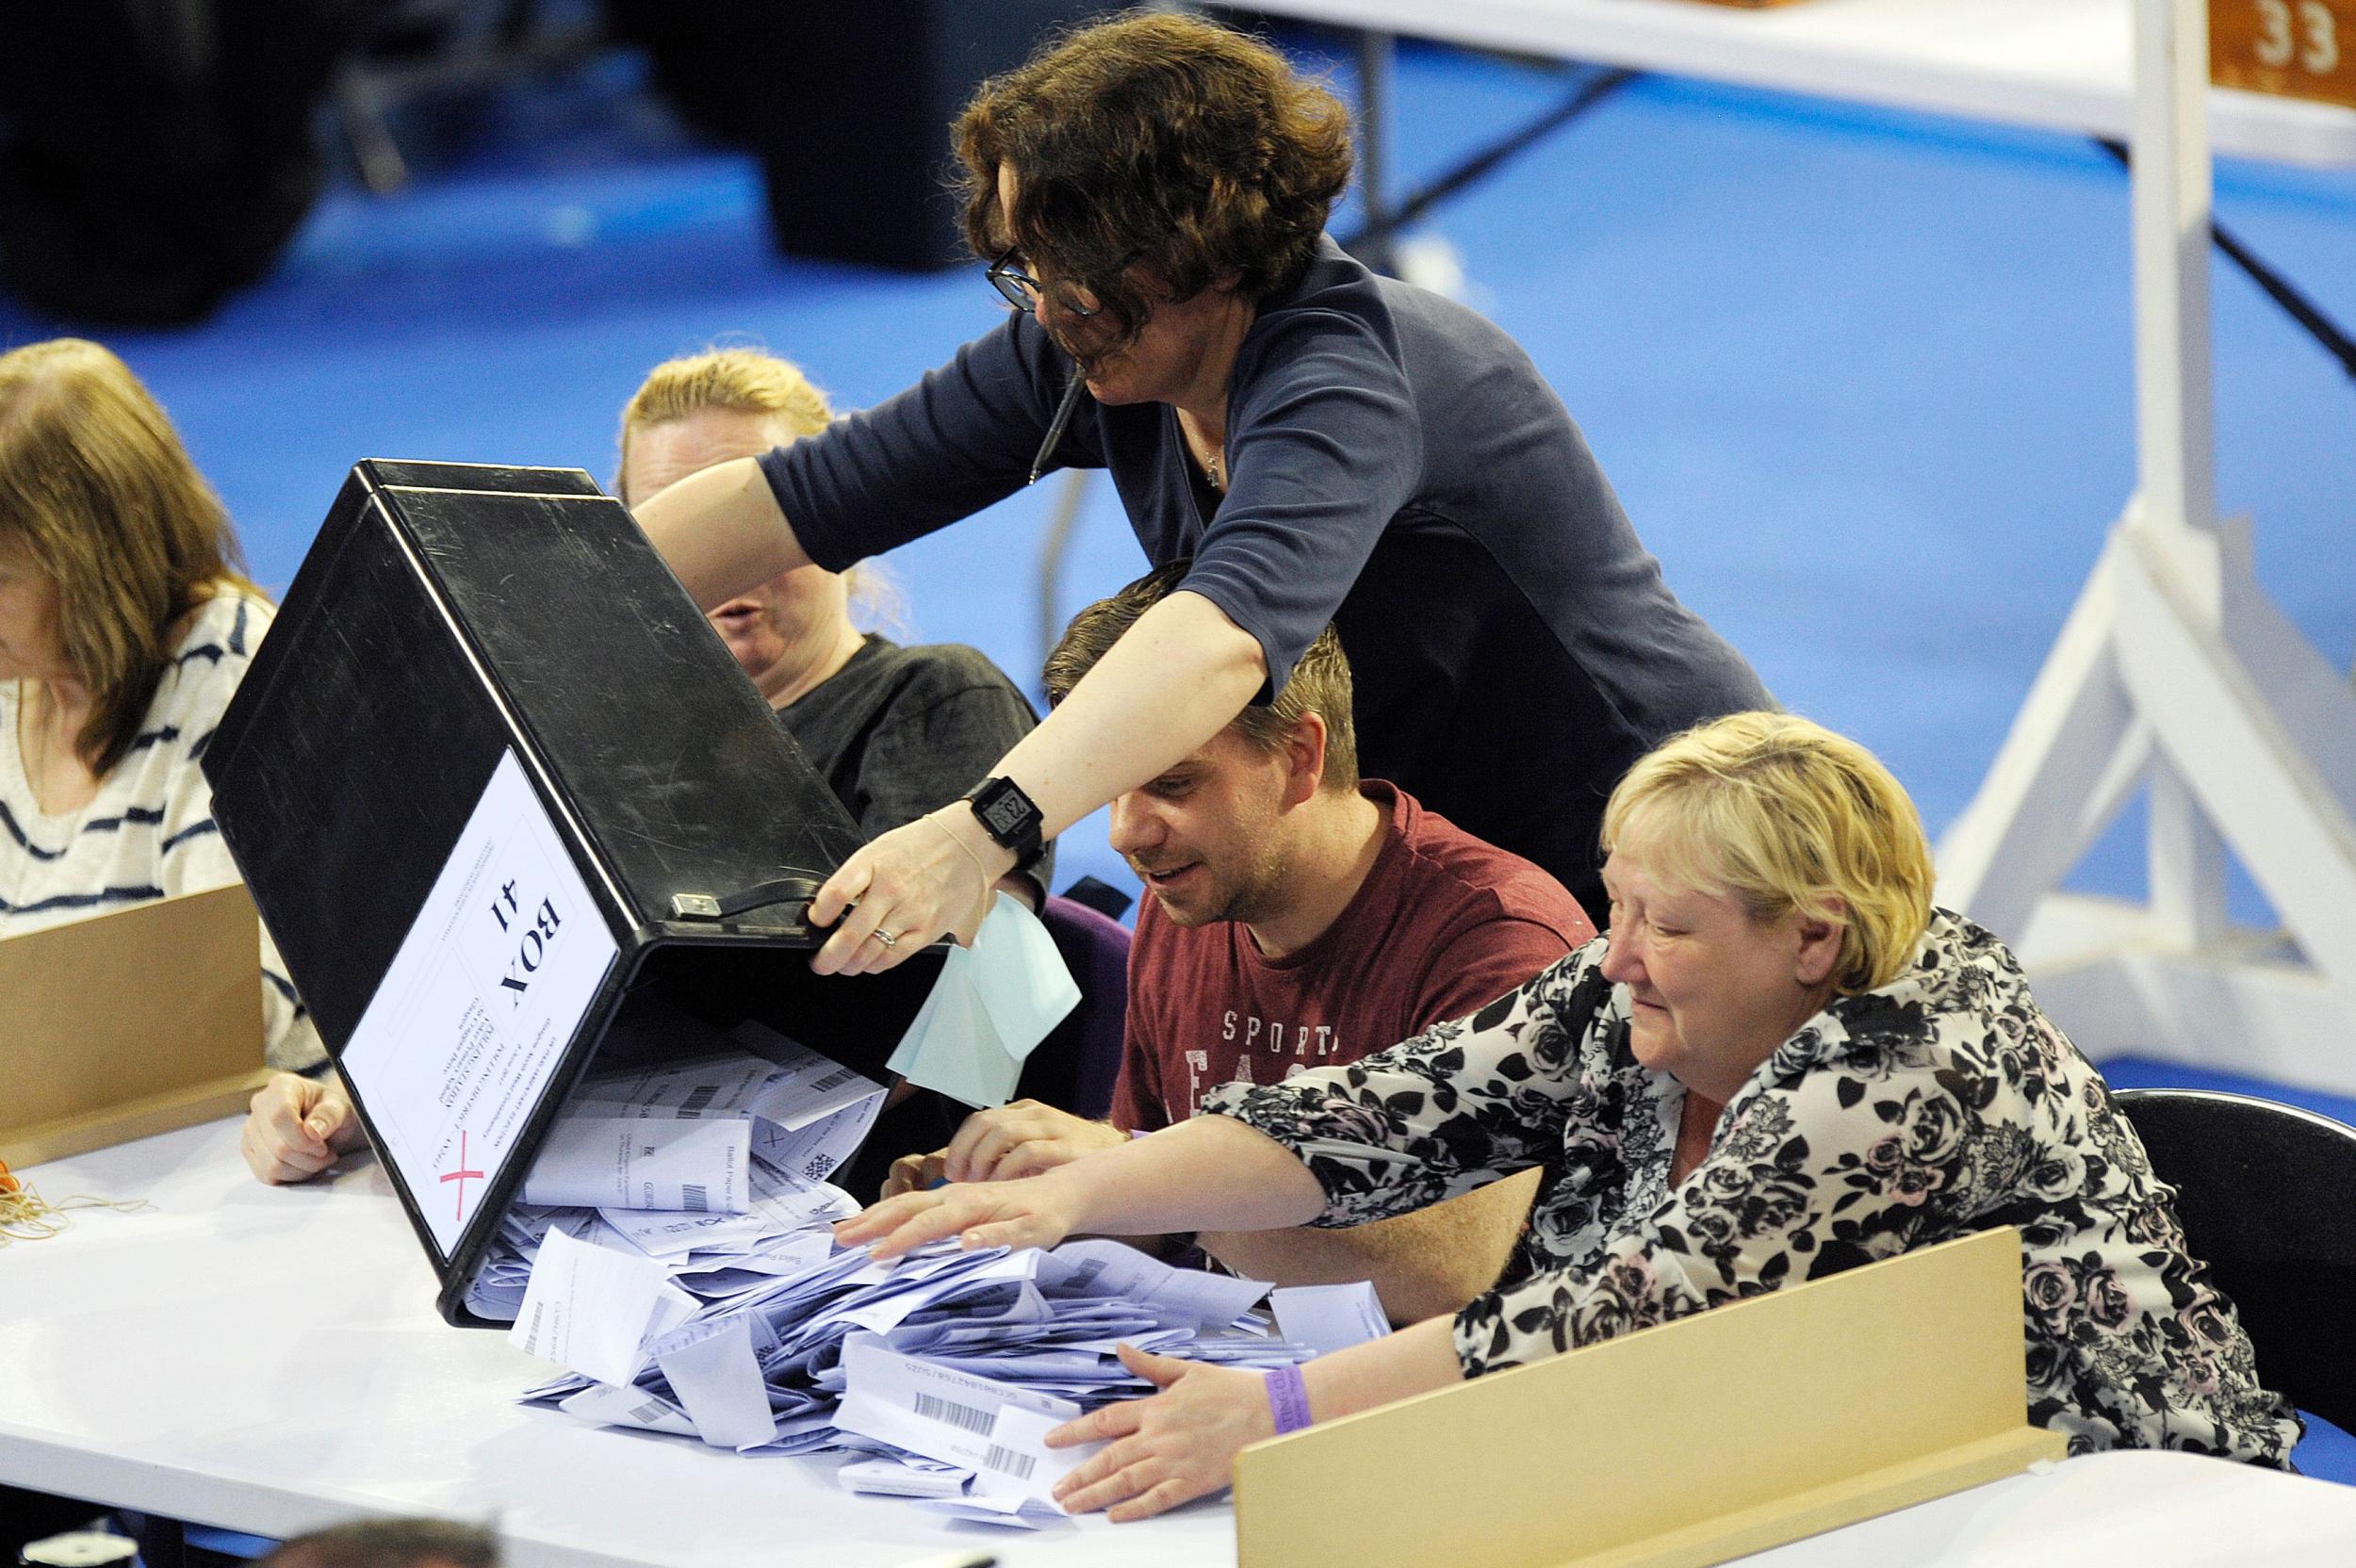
left=1047, top=1344, right=1276, bottom=1522
left=832, top=1171, right=1085, bottom=1260
left=240, top=1071, right=363, bottom=1184
left=807, top=804, right=1008, bottom=975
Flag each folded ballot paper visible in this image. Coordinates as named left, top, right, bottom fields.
left=1269, top=1281, right=1391, bottom=1357
left=886, top=891, right=1080, bottom=1107
left=496, top=1208, right=1322, bottom=1527
left=464, top=1011, right=881, bottom=1323
left=469, top=947, right=1335, bottom=1529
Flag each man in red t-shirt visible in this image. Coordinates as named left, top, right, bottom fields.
left=885, top=563, right=1594, bottom=1322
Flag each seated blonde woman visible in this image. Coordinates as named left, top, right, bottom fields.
left=0, top=338, right=318, bottom=1069
left=618, top=349, right=1046, bottom=854
left=243, top=347, right=1047, bottom=1184
left=840, top=711, right=2300, bottom=1520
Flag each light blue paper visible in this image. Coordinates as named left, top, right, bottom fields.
left=886, top=892, right=1080, bottom=1107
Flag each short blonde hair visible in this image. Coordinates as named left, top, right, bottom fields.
left=616, top=347, right=832, bottom=499
left=0, top=338, right=256, bottom=775
left=616, top=347, right=903, bottom=632
left=1600, top=711, right=1934, bottom=994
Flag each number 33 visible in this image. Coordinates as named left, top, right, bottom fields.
left=2255, top=0, right=2342, bottom=74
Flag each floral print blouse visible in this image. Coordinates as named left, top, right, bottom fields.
left=1202, top=910, right=2300, bottom=1464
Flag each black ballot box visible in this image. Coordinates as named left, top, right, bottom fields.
left=204, top=459, right=940, bottom=1324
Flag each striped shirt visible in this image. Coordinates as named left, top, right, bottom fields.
left=1, top=591, right=321, bottom=1070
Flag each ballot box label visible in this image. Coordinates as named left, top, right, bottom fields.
left=343, top=749, right=618, bottom=1256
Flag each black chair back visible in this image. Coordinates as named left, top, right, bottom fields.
left=2113, top=1087, right=2356, bottom=1431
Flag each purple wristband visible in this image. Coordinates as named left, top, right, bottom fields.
left=1263, top=1364, right=1314, bottom=1435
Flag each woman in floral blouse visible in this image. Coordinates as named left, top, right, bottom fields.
left=837, top=711, right=2299, bottom=1520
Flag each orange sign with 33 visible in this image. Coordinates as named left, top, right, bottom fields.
left=2214, top=0, right=2356, bottom=109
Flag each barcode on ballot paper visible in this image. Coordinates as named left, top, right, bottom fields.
left=808, top=1066, right=857, bottom=1094
left=678, top=1084, right=721, bottom=1115
left=983, top=1444, right=1037, bottom=1480
left=912, top=1392, right=996, bottom=1436
left=681, top=1184, right=710, bottom=1213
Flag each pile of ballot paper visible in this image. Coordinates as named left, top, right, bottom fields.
left=460, top=1014, right=883, bottom=1321
left=469, top=1016, right=1388, bottom=1527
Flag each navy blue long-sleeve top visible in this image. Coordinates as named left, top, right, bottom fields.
left=760, top=237, right=1768, bottom=911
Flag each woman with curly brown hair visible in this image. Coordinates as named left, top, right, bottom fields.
left=636, top=11, right=1767, bottom=972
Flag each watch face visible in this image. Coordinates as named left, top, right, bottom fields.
left=981, top=790, right=1030, bottom=836
left=972, top=778, right=1040, bottom=852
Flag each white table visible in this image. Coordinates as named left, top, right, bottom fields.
left=1232, top=0, right=2356, bottom=165
left=8, top=1122, right=2356, bottom=1567
left=1737, top=1448, right=2356, bottom=1564
left=0, top=1122, right=1232, bottom=1568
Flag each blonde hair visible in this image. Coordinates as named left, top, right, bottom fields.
left=1600, top=711, right=1934, bottom=994
left=617, top=347, right=831, bottom=489
left=615, top=347, right=904, bottom=632
left=0, top=338, right=257, bottom=775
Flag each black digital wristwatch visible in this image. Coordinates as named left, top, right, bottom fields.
left=961, top=776, right=1045, bottom=868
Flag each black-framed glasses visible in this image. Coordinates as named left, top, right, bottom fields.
left=986, top=252, right=1104, bottom=318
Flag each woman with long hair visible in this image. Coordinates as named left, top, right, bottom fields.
left=0, top=336, right=317, bottom=1069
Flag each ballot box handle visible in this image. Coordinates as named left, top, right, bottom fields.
left=671, top=876, right=826, bottom=923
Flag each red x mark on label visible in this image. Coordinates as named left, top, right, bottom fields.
left=439, top=1130, right=486, bottom=1224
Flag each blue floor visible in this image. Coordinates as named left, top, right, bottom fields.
left=3, top=26, right=2348, bottom=1480
left=4, top=40, right=2346, bottom=916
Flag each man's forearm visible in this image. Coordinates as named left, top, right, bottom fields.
left=1199, top=1168, right=1541, bottom=1325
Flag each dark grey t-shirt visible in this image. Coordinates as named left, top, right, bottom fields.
left=760, top=237, right=1766, bottom=913
left=778, top=633, right=1052, bottom=892
left=788, top=633, right=1055, bottom=1200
